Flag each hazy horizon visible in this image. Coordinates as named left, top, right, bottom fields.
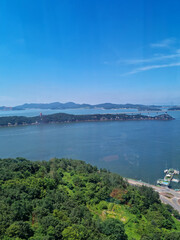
left=0, top=100, right=176, bottom=108
left=1, top=0, right=180, bottom=106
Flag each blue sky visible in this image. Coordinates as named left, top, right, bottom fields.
left=1, top=0, right=180, bottom=106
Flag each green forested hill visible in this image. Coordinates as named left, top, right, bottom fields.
left=0, top=113, right=174, bottom=127
left=0, top=158, right=180, bottom=240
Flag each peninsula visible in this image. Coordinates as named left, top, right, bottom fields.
left=0, top=113, right=174, bottom=127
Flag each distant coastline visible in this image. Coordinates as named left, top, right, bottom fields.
left=0, top=112, right=174, bottom=127
left=168, top=107, right=180, bottom=111
left=0, top=102, right=162, bottom=111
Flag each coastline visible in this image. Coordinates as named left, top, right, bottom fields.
left=126, top=178, right=180, bottom=213
left=0, top=112, right=174, bottom=128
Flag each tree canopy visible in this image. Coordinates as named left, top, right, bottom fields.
left=0, top=158, right=179, bottom=239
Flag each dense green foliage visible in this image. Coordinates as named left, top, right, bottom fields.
left=0, top=113, right=174, bottom=127
left=0, top=158, right=180, bottom=239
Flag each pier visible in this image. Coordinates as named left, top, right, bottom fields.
left=157, top=169, right=180, bottom=187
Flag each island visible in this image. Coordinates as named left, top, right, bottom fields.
left=0, top=113, right=174, bottom=127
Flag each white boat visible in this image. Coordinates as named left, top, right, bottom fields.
left=171, top=178, right=179, bottom=183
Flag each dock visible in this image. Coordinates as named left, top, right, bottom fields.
left=157, top=169, right=179, bottom=187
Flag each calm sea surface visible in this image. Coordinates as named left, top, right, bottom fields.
left=0, top=109, right=180, bottom=186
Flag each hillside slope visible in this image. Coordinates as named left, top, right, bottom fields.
left=0, top=158, right=180, bottom=240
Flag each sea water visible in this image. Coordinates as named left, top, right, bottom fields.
left=0, top=109, right=179, bottom=186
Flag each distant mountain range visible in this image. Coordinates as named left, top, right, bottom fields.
left=0, top=102, right=162, bottom=111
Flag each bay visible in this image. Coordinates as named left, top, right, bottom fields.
left=0, top=109, right=180, bottom=186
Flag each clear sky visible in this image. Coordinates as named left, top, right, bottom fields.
left=1, top=0, right=180, bottom=106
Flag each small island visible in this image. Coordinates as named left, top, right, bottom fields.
left=0, top=113, right=174, bottom=127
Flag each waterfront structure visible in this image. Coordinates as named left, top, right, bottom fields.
left=157, top=169, right=179, bottom=187
left=157, top=179, right=170, bottom=186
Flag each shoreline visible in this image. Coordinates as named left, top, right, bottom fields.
left=1, top=118, right=174, bottom=128
left=0, top=112, right=174, bottom=128
left=126, top=178, right=180, bottom=213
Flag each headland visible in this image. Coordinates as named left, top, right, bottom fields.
left=0, top=112, right=174, bottom=127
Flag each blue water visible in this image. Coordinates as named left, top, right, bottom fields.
left=0, top=109, right=179, bottom=185
left=0, top=108, right=138, bottom=117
